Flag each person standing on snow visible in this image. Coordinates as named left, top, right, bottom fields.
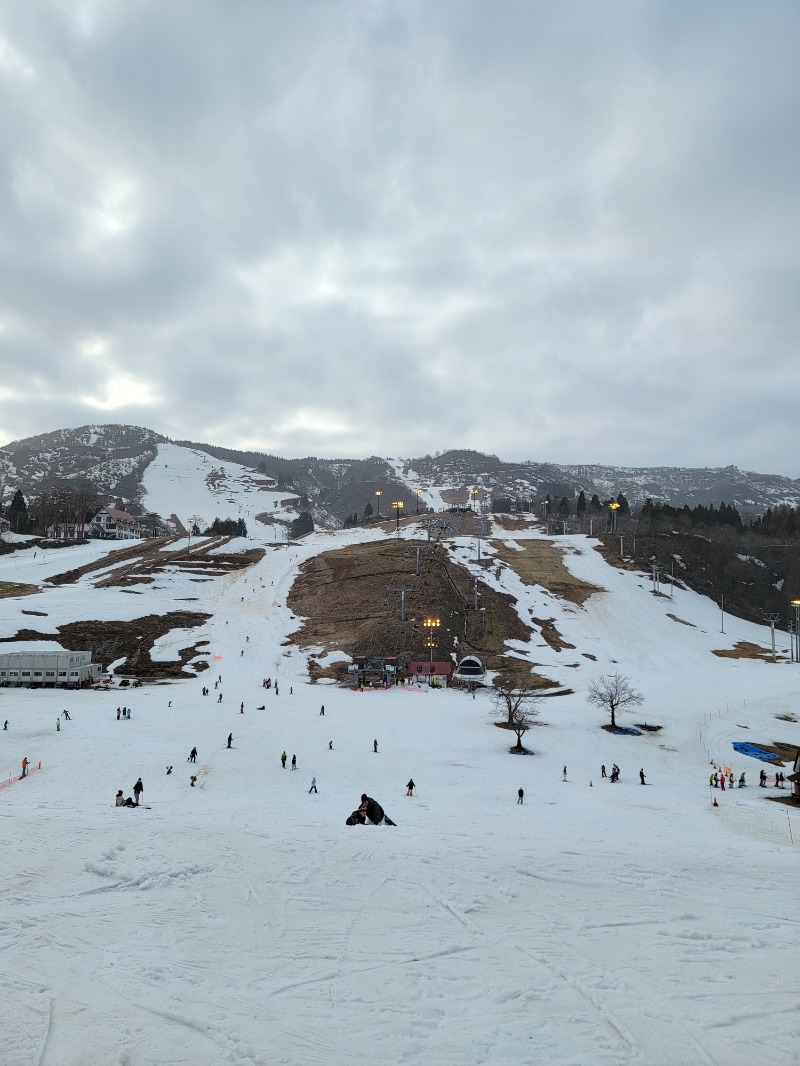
left=320, top=705, right=325, bottom=716
left=562, top=766, right=567, bottom=781
left=188, top=747, right=197, bottom=763
left=308, top=776, right=318, bottom=793
left=281, top=751, right=287, bottom=769
left=373, top=739, right=378, bottom=753
left=517, top=788, right=524, bottom=804
left=133, top=778, right=143, bottom=806
left=406, top=779, right=415, bottom=796
left=227, top=734, right=232, bottom=749
left=291, top=754, right=297, bottom=770
left=639, top=768, right=646, bottom=785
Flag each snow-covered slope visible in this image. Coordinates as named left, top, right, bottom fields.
left=0, top=517, right=798, bottom=1066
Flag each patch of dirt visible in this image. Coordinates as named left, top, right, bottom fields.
left=0, top=612, right=212, bottom=678
left=492, top=539, right=602, bottom=605
left=667, top=613, right=696, bottom=628
left=712, top=642, right=776, bottom=661
left=22, top=609, right=48, bottom=616
left=0, top=581, right=40, bottom=598
left=776, top=714, right=797, bottom=722
left=492, top=514, right=537, bottom=531
left=287, top=538, right=557, bottom=689
left=582, top=652, right=597, bottom=660
left=531, top=616, right=575, bottom=652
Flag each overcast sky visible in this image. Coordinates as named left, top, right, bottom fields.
left=1, top=1, right=797, bottom=474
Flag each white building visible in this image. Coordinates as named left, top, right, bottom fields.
left=0, top=650, right=102, bottom=688
left=91, top=507, right=142, bottom=540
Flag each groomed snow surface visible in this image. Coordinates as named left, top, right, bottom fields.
left=1, top=510, right=799, bottom=1065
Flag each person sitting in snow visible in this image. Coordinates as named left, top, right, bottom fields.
left=345, top=793, right=396, bottom=826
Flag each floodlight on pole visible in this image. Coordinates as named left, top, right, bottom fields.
left=609, top=500, right=621, bottom=532
left=470, top=488, right=479, bottom=511
left=392, top=500, right=404, bottom=532
left=423, top=616, right=440, bottom=662
left=374, top=490, right=382, bottom=518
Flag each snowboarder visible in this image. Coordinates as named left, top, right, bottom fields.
left=373, top=739, right=378, bottom=753
left=188, top=747, right=197, bottom=763
left=218, top=693, right=222, bottom=703
left=291, top=754, right=297, bottom=770
left=320, top=705, right=325, bottom=716
left=227, top=734, right=232, bottom=749
left=517, top=788, right=524, bottom=804
left=21, top=757, right=28, bottom=778
left=133, top=778, right=143, bottom=806
left=639, top=768, right=646, bottom=785
left=308, top=776, right=317, bottom=793
left=406, top=779, right=415, bottom=796
left=62, top=709, right=70, bottom=720
left=281, top=751, right=287, bottom=769
left=601, top=764, right=606, bottom=778
left=562, top=766, right=567, bottom=781
left=240, top=702, right=244, bottom=714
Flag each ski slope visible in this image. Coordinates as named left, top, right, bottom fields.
left=0, top=515, right=798, bottom=1066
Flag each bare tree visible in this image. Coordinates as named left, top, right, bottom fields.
left=492, top=676, right=543, bottom=752
left=586, top=672, right=643, bottom=728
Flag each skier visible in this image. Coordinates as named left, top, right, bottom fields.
left=62, top=709, right=70, bottom=720
left=320, top=705, right=325, bottom=716
left=281, top=751, right=287, bottom=769
left=21, top=757, right=28, bottom=778
left=373, top=739, right=378, bottom=753
left=127, top=708, right=131, bottom=719
left=720, top=774, right=725, bottom=791
left=517, top=788, right=524, bottom=804
left=739, top=772, right=746, bottom=788
left=601, top=764, right=607, bottom=778
left=406, top=779, right=415, bottom=796
left=188, top=747, right=197, bottom=763
left=218, top=693, right=222, bottom=703
left=639, top=768, right=646, bottom=785
left=166, top=766, right=173, bottom=774
left=133, top=778, right=143, bottom=806
left=240, top=702, right=244, bottom=714
left=308, top=776, right=318, bottom=793
left=562, top=766, right=567, bottom=781
left=291, top=754, right=297, bottom=770
left=227, top=734, right=232, bottom=749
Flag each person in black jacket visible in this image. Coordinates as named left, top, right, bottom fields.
left=133, top=778, right=143, bottom=805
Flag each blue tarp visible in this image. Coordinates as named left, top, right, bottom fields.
left=732, top=742, right=778, bottom=762
left=610, top=727, right=642, bottom=736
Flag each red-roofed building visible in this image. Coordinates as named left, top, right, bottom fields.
left=91, top=507, right=142, bottom=540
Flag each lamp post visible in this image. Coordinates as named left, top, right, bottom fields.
left=470, top=488, right=479, bottom=511
left=792, top=599, right=800, bottom=663
left=763, top=612, right=780, bottom=661
left=187, top=515, right=196, bottom=553
left=609, top=500, right=620, bottom=533
left=374, top=490, right=382, bottom=518
left=392, top=500, right=404, bottom=532
left=423, top=616, right=440, bottom=662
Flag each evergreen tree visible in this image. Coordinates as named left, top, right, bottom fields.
left=589, top=494, right=601, bottom=513
left=289, top=511, right=314, bottom=538
left=616, top=492, right=630, bottom=516
left=558, top=496, right=570, bottom=517
left=7, top=489, right=31, bottom=533
left=576, top=491, right=586, bottom=517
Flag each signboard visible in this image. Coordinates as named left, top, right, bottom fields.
left=408, top=661, right=452, bottom=676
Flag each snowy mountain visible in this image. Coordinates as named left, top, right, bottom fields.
left=2, top=427, right=799, bottom=525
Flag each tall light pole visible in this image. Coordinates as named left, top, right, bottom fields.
left=763, top=612, right=780, bottom=661
left=187, top=515, right=197, bottom=553
left=792, top=600, right=800, bottom=663
left=374, top=490, right=382, bottom=518
left=423, top=616, right=440, bottom=662
left=470, top=488, right=479, bottom=511
left=392, top=500, right=404, bottom=533
left=609, top=500, right=620, bottom=533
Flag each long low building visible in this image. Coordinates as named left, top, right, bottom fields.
left=0, top=650, right=102, bottom=688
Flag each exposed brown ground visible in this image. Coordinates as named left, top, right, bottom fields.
left=667, top=613, right=696, bottom=628
left=0, top=581, right=39, bottom=598
left=530, top=617, right=575, bottom=652
left=712, top=641, right=778, bottom=662
left=287, top=538, right=558, bottom=688
left=492, top=539, right=602, bottom=606
left=492, top=514, right=538, bottom=531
